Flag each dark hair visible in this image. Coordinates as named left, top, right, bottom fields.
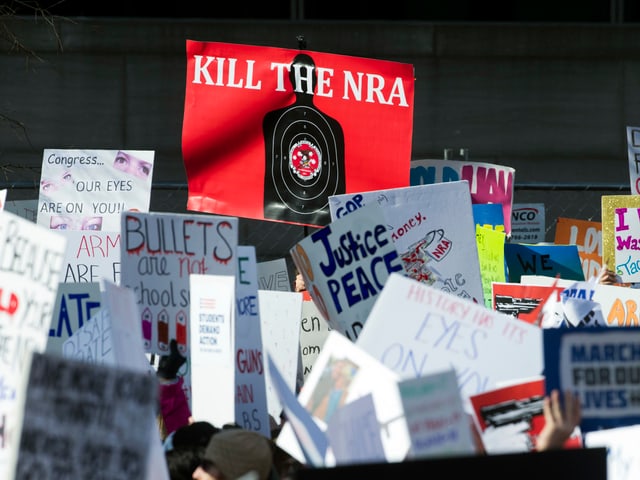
left=165, top=421, right=220, bottom=480
left=165, top=446, right=205, bottom=480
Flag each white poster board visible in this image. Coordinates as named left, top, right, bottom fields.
left=190, top=274, right=236, bottom=427
left=277, top=331, right=410, bottom=465
left=257, top=257, right=291, bottom=292
left=399, top=368, right=475, bottom=459
left=259, top=290, right=303, bottom=423
left=62, top=307, right=115, bottom=365
left=0, top=210, right=67, bottom=479
left=11, top=352, right=157, bottom=479
left=291, top=202, right=404, bottom=340
left=235, top=246, right=270, bottom=438
left=46, top=281, right=101, bottom=355
left=120, top=211, right=238, bottom=355
left=299, top=299, right=332, bottom=382
left=37, top=148, right=154, bottom=232
left=357, top=273, right=543, bottom=402
left=59, top=230, right=122, bottom=286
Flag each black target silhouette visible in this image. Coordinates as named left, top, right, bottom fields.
left=263, top=53, right=345, bottom=226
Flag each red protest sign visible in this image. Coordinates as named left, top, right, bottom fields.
left=182, top=41, right=414, bottom=227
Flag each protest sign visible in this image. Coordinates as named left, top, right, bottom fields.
left=0, top=210, right=67, bottom=479
left=46, top=281, right=101, bottom=355
left=257, top=257, right=291, bottom=291
left=380, top=192, right=484, bottom=305
left=472, top=202, right=505, bottom=233
left=299, top=298, right=332, bottom=381
left=410, top=159, right=515, bottom=236
left=543, top=326, right=640, bottom=433
left=591, top=283, right=640, bottom=327
left=235, top=247, right=270, bottom=438
left=469, top=377, right=581, bottom=454
left=267, top=353, right=329, bottom=467
left=510, top=203, right=545, bottom=243
left=59, top=230, right=121, bottom=286
left=328, top=180, right=483, bottom=304
left=601, top=195, right=640, bottom=283
left=585, top=424, right=640, bottom=480
left=627, top=126, right=640, bottom=195
left=504, top=242, right=584, bottom=283
left=100, top=279, right=152, bottom=373
left=276, top=331, right=410, bottom=465
left=399, top=369, right=475, bottom=459
left=554, top=217, right=602, bottom=281
left=190, top=273, right=236, bottom=427
left=325, top=394, right=387, bottom=466
left=62, top=307, right=114, bottom=365
left=356, top=273, right=543, bottom=401
left=291, top=202, right=404, bottom=341
left=258, top=290, right=303, bottom=423
left=120, top=211, right=238, bottom=356
left=492, top=281, right=565, bottom=324
left=182, top=41, right=415, bottom=228
left=476, top=225, right=507, bottom=308
left=37, top=149, right=154, bottom=232
left=11, top=352, right=157, bottom=479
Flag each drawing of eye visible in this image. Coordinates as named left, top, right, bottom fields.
left=82, top=217, right=103, bottom=231
left=50, top=215, right=71, bottom=230
left=41, top=180, right=56, bottom=193
left=137, top=161, right=152, bottom=179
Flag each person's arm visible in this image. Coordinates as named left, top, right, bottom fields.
left=535, top=389, right=581, bottom=451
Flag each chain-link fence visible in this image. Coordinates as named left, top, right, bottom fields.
left=513, top=183, right=629, bottom=242
left=4, top=181, right=629, bottom=262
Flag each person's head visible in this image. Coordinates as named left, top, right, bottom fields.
left=164, top=421, right=219, bottom=480
left=294, top=270, right=306, bottom=292
left=193, top=428, right=274, bottom=480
